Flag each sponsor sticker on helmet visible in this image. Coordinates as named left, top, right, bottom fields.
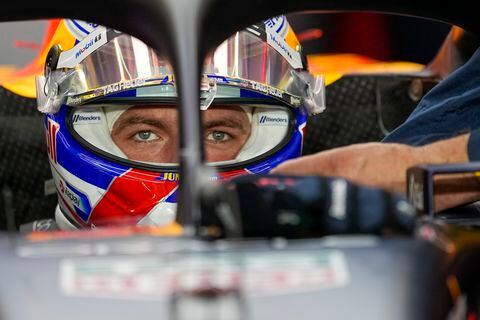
left=72, top=112, right=102, bottom=125
left=58, top=179, right=92, bottom=222
left=74, top=33, right=103, bottom=59
left=266, top=33, right=302, bottom=70
left=264, top=16, right=287, bottom=36
left=103, top=78, right=146, bottom=96
left=290, top=96, right=302, bottom=106
left=59, top=250, right=349, bottom=300
left=65, top=19, right=100, bottom=40
left=264, top=15, right=303, bottom=69
left=57, top=28, right=108, bottom=68
left=258, top=114, right=289, bottom=126
left=250, top=81, right=283, bottom=98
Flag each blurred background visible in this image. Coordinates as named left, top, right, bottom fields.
left=0, top=20, right=47, bottom=67
left=289, top=12, right=450, bottom=64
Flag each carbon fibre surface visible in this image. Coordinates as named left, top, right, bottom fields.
left=0, top=87, right=57, bottom=230
left=303, top=75, right=439, bottom=154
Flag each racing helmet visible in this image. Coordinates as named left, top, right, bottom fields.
left=36, top=17, right=325, bottom=230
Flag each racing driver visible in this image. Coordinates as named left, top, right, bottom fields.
left=28, top=17, right=325, bottom=231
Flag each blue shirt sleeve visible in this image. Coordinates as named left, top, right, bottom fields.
left=468, top=128, right=480, bottom=161
left=382, top=47, right=480, bottom=147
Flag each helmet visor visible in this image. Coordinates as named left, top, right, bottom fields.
left=204, top=29, right=302, bottom=92
left=45, top=28, right=307, bottom=107
left=76, top=34, right=172, bottom=92
left=54, top=32, right=173, bottom=101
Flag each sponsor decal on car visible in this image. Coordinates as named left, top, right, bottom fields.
left=408, top=177, right=425, bottom=212
left=59, top=250, right=350, bottom=300
left=32, top=219, right=55, bottom=232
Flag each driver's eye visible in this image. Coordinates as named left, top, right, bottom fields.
left=134, top=131, right=159, bottom=142
left=206, top=131, right=231, bottom=143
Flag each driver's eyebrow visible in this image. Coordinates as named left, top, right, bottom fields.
left=203, top=119, right=248, bottom=132
left=114, top=116, right=169, bottom=132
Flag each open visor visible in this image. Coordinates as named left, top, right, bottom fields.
left=204, top=30, right=298, bottom=92
left=69, top=103, right=293, bottom=169
left=37, top=25, right=325, bottom=114
left=70, top=34, right=172, bottom=93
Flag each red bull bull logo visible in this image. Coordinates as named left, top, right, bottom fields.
left=46, top=118, right=60, bottom=164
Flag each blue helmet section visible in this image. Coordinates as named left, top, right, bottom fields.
left=47, top=99, right=306, bottom=184
left=47, top=106, right=129, bottom=190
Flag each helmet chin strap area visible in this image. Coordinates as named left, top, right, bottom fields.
left=55, top=205, right=79, bottom=230
left=136, top=202, right=177, bottom=227
left=55, top=202, right=178, bottom=230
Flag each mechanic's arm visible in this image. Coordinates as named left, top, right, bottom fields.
left=272, top=133, right=480, bottom=212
